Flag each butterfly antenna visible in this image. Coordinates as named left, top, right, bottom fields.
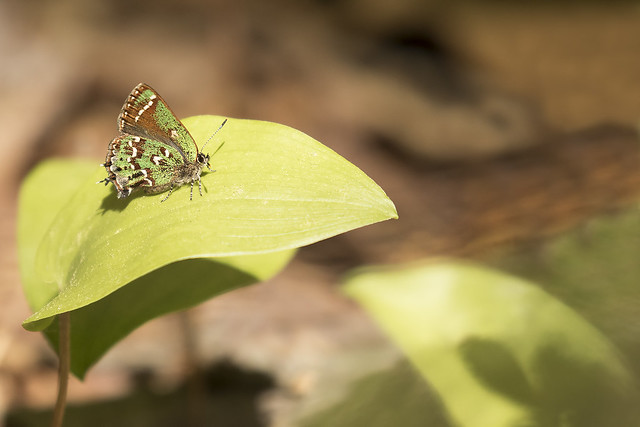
left=201, top=119, right=227, bottom=151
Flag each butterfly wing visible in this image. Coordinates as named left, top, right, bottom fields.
left=104, top=134, right=188, bottom=197
left=118, top=83, right=198, bottom=163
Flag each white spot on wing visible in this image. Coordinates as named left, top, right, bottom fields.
left=134, top=99, right=154, bottom=122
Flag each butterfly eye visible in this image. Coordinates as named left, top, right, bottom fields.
left=197, top=153, right=206, bottom=163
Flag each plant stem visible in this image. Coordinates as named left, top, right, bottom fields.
left=51, top=312, right=70, bottom=427
left=179, top=311, right=205, bottom=427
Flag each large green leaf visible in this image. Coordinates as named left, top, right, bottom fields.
left=343, top=261, right=639, bottom=427
left=18, top=116, right=396, bottom=376
left=18, top=161, right=294, bottom=378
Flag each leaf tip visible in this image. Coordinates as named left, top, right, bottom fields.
left=22, top=315, right=54, bottom=332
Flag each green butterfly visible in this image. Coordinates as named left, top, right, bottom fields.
left=99, top=83, right=226, bottom=202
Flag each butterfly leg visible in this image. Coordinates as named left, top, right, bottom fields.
left=96, top=178, right=111, bottom=186
left=161, top=185, right=174, bottom=202
left=198, top=178, right=204, bottom=197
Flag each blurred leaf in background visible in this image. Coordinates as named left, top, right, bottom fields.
left=341, top=260, right=639, bottom=427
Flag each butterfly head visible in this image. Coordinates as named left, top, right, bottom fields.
left=197, top=152, right=213, bottom=172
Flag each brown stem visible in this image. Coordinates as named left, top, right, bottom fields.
left=178, top=311, right=205, bottom=427
left=50, top=312, right=70, bottom=427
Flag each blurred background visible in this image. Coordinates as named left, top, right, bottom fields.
left=2, top=0, right=640, bottom=425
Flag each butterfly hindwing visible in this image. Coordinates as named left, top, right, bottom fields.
left=118, top=83, right=199, bottom=163
left=105, top=134, right=187, bottom=196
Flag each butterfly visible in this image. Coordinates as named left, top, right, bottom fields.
left=99, top=83, right=226, bottom=202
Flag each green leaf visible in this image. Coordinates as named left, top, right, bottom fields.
left=18, top=160, right=294, bottom=377
left=490, top=210, right=640, bottom=404
left=343, top=260, right=639, bottom=427
left=18, top=160, right=97, bottom=318
left=18, top=116, right=396, bottom=376
left=45, top=254, right=292, bottom=377
left=299, top=359, right=452, bottom=427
